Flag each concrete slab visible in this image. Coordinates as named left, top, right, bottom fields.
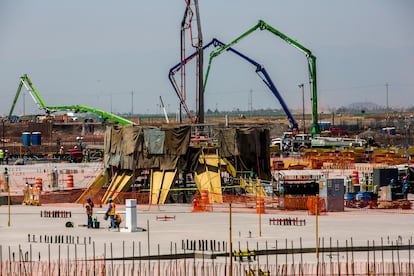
left=0, top=201, right=413, bottom=263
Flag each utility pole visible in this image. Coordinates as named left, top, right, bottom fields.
left=194, top=0, right=204, bottom=125
left=298, top=83, right=305, bottom=133
left=385, top=83, right=389, bottom=111
left=248, top=89, right=253, bottom=115
left=131, top=90, right=134, bottom=116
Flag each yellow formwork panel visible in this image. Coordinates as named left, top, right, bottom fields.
left=194, top=170, right=223, bottom=203
left=150, top=169, right=177, bottom=205
left=76, top=173, right=108, bottom=204
left=111, top=171, right=133, bottom=202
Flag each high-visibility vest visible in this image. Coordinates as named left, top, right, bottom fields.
left=108, top=203, right=116, bottom=215
left=86, top=202, right=93, bottom=215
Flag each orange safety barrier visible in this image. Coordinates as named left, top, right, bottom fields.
left=35, top=177, right=43, bottom=192
left=307, top=196, right=326, bottom=215
left=192, top=190, right=212, bottom=212
left=66, top=175, right=74, bottom=188
left=201, top=190, right=209, bottom=205
left=352, top=170, right=359, bottom=185
left=256, top=197, right=265, bottom=214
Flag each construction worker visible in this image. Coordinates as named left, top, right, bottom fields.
left=85, top=197, right=94, bottom=228
left=0, top=149, right=4, bottom=165
left=4, top=150, right=9, bottom=165
left=115, top=212, right=122, bottom=228
left=105, top=198, right=116, bottom=228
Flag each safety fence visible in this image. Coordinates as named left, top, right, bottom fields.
left=1, top=237, right=413, bottom=275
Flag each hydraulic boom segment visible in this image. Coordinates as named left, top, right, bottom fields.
left=169, top=38, right=298, bottom=130
left=204, top=20, right=320, bottom=134
left=9, top=74, right=134, bottom=125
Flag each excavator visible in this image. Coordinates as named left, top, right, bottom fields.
left=204, top=20, right=320, bottom=135
left=169, top=38, right=299, bottom=130
left=8, top=74, right=134, bottom=125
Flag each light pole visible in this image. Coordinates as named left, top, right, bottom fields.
left=298, top=83, right=305, bottom=133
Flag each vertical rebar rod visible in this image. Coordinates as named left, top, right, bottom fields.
left=351, top=238, right=354, bottom=276
left=266, top=240, right=269, bottom=275
left=300, top=238, right=304, bottom=276
left=275, top=240, right=278, bottom=276
left=58, top=244, right=61, bottom=276
left=110, top=242, right=114, bottom=276
left=257, top=241, right=260, bottom=272
left=367, top=240, right=370, bottom=274
left=147, top=220, right=150, bottom=275
left=381, top=237, right=384, bottom=276
left=372, top=240, right=376, bottom=276
left=175, top=243, right=178, bottom=276
left=202, top=242, right=205, bottom=276
left=211, top=245, right=215, bottom=276
left=391, top=241, right=395, bottom=276
left=132, top=241, right=135, bottom=276
left=329, top=237, right=332, bottom=276
left=75, top=243, right=78, bottom=276
left=409, top=238, right=412, bottom=276
left=67, top=244, right=69, bottom=276
left=48, top=243, right=50, bottom=276
left=246, top=240, right=250, bottom=273
left=158, top=244, right=161, bottom=276
left=396, top=238, right=401, bottom=275
left=8, top=246, right=11, bottom=276
left=336, top=240, right=340, bottom=276
left=139, top=241, right=142, bottom=276
left=229, top=203, right=233, bottom=276
left=170, top=241, right=173, bottom=276
left=30, top=244, right=32, bottom=276
left=321, top=237, right=325, bottom=276
left=345, top=240, right=349, bottom=276
left=182, top=244, right=186, bottom=276
left=84, top=241, right=87, bottom=276
left=93, top=242, right=96, bottom=276
left=285, top=239, right=287, bottom=276
left=122, top=240, right=125, bottom=276
left=238, top=241, right=241, bottom=276
left=18, top=244, right=22, bottom=276
left=290, top=240, right=294, bottom=275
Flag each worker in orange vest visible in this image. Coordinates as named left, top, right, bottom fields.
left=85, top=197, right=94, bottom=228
left=105, top=198, right=116, bottom=228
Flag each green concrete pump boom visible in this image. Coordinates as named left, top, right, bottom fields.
left=9, top=74, right=49, bottom=118
left=204, top=20, right=320, bottom=134
left=9, top=74, right=134, bottom=125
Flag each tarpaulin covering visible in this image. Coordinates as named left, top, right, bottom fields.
left=214, top=127, right=271, bottom=180
left=104, top=125, right=191, bottom=171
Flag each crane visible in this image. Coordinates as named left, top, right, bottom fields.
left=204, top=20, right=320, bottom=134
left=8, top=74, right=134, bottom=125
left=169, top=38, right=299, bottom=130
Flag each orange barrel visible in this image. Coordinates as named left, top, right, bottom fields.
left=66, top=175, right=74, bottom=188
left=35, top=177, right=43, bottom=192
left=201, top=189, right=209, bottom=205
left=256, top=197, right=265, bottom=214
left=352, top=170, right=359, bottom=185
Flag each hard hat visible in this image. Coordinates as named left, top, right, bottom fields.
left=86, top=197, right=91, bottom=203
left=108, top=198, right=113, bottom=202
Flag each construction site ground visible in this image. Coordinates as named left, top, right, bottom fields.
left=0, top=195, right=413, bottom=264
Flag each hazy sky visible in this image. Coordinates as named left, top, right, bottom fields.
left=1, top=0, right=413, bottom=117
